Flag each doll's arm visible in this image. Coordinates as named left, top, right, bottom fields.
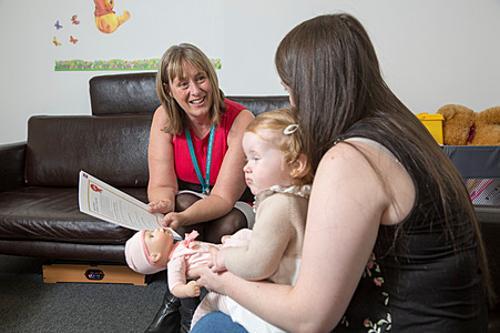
left=167, top=252, right=203, bottom=298
left=166, top=256, right=195, bottom=297
left=171, top=280, right=201, bottom=298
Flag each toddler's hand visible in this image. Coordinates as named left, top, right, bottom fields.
left=186, top=280, right=201, bottom=297
left=148, top=200, right=173, bottom=214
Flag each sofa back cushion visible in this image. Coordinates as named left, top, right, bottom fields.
left=229, top=96, right=290, bottom=116
left=26, top=115, right=151, bottom=187
left=90, top=72, right=160, bottom=116
left=89, top=72, right=289, bottom=116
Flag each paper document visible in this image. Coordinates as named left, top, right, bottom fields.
left=79, top=170, right=182, bottom=240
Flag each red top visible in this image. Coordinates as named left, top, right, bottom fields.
left=173, top=98, right=246, bottom=186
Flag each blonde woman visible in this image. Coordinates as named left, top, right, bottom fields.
left=146, top=43, right=254, bottom=333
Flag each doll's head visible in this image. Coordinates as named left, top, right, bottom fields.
left=243, top=108, right=313, bottom=195
left=125, top=228, right=175, bottom=274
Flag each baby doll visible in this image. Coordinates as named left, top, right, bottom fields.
left=125, top=227, right=251, bottom=298
left=192, top=108, right=314, bottom=333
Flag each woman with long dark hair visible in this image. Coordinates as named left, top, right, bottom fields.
left=193, top=13, right=491, bottom=332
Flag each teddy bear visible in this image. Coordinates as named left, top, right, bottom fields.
left=94, top=0, right=130, bottom=34
left=437, top=104, right=500, bottom=145
left=436, top=104, right=500, bottom=206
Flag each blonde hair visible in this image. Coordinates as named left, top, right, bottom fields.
left=155, top=43, right=225, bottom=134
left=245, top=108, right=313, bottom=184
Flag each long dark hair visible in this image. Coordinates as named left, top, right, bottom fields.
left=276, top=13, right=493, bottom=302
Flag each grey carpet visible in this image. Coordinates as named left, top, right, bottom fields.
left=0, top=255, right=166, bottom=333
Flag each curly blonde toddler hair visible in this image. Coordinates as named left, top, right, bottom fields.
left=245, top=108, right=313, bottom=184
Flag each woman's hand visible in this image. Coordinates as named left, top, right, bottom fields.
left=162, top=211, right=186, bottom=229
left=209, top=247, right=227, bottom=273
left=196, top=265, right=234, bottom=295
left=148, top=199, right=174, bottom=214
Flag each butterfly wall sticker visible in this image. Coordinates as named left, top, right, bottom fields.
left=52, top=37, right=62, bottom=46
left=69, top=35, right=78, bottom=44
left=54, top=20, right=63, bottom=30
left=71, top=15, right=80, bottom=25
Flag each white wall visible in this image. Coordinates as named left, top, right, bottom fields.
left=1, top=0, right=499, bottom=144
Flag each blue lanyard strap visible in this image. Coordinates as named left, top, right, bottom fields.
left=185, top=125, right=215, bottom=194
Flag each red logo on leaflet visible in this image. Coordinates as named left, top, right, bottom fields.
left=90, top=184, right=102, bottom=193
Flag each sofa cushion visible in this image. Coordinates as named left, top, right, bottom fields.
left=90, top=72, right=160, bottom=116
left=26, top=115, right=151, bottom=187
left=229, top=96, right=290, bottom=116
left=0, top=186, right=142, bottom=243
left=0, top=239, right=126, bottom=263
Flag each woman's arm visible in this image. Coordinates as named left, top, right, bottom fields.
left=147, top=106, right=178, bottom=213
left=164, top=110, right=254, bottom=227
left=197, top=143, right=393, bottom=333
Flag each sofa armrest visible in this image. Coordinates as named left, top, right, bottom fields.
left=0, top=142, right=26, bottom=191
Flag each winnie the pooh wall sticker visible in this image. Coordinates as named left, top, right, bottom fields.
left=94, top=0, right=130, bottom=34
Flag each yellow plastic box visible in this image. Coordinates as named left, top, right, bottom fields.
left=416, top=113, right=444, bottom=144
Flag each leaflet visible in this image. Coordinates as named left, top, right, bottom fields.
left=78, top=170, right=182, bottom=240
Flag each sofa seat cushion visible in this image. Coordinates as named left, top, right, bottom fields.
left=0, top=239, right=126, bottom=263
left=0, top=186, right=145, bottom=244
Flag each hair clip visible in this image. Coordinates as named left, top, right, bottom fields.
left=283, top=124, right=299, bottom=135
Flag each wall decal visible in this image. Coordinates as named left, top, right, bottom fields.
left=54, top=20, right=63, bottom=30
left=71, top=15, right=80, bottom=25
left=52, top=37, right=62, bottom=47
left=52, top=14, right=81, bottom=47
left=94, top=0, right=130, bottom=34
left=54, top=58, right=222, bottom=72
left=52, top=4, right=219, bottom=72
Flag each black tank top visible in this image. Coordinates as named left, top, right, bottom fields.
left=331, top=122, right=487, bottom=332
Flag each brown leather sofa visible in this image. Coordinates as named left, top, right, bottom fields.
left=0, top=72, right=288, bottom=263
